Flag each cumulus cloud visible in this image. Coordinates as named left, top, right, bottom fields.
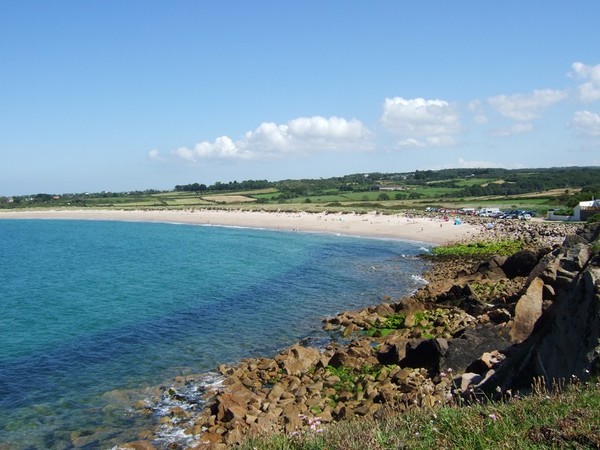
left=488, top=89, right=567, bottom=121
left=466, top=100, right=488, bottom=124
left=381, top=97, right=461, bottom=147
left=571, top=62, right=600, bottom=102
left=171, top=136, right=253, bottom=162
left=570, top=110, right=600, bottom=136
left=147, top=149, right=162, bottom=161
left=163, top=116, right=372, bottom=163
left=244, top=116, right=372, bottom=156
left=488, top=122, right=534, bottom=137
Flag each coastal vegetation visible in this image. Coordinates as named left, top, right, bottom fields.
left=2, top=166, right=600, bottom=216
left=238, top=376, right=600, bottom=450
left=364, top=308, right=472, bottom=340
left=430, top=240, right=523, bottom=258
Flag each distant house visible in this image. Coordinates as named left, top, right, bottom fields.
left=574, top=199, right=600, bottom=221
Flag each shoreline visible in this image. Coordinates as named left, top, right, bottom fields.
left=0, top=208, right=481, bottom=245
left=1, top=208, right=583, bottom=448
left=141, top=219, right=583, bottom=449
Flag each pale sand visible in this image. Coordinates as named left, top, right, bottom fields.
left=0, top=209, right=481, bottom=245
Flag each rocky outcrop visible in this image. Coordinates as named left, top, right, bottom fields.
left=510, top=277, right=544, bottom=342
left=127, top=221, right=598, bottom=449
left=477, top=242, right=599, bottom=394
left=169, top=340, right=454, bottom=448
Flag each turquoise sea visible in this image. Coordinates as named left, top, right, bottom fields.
left=0, top=219, right=430, bottom=449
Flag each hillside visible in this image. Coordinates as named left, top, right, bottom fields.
left=2, top=167, right=600, bottom=217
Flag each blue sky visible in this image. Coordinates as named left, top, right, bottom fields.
left=1, top=1, right=600, bottom=195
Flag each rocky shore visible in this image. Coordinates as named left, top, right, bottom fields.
left=120, top=219, right=598, bottom=450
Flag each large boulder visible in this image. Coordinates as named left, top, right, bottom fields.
left=443, top=323, right=512, bottom=373
left=275, top=344, right=320, bottom=376
left=376, top=337, right=422, bottom=366
left=328, top=340, right=378, bottom=369
left=510, top=277, right=544, bottom=343
left=376, top=341, right=407, bottom=366
left=474, top=255, right=507, bottom=281
left=434, top=284, right=487, bottom=316
left=502, top=249, right=539, bottom=279
left=478, top=247, right=600, bottom=394
left=399, top=338, right=448, bottom=377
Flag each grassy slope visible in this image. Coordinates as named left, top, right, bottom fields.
left=239, top=377, right=600, bottom=450
left=237, top=238, right=599, bottom=450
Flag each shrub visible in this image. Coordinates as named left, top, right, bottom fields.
left=587, top=213, right=600, bottom=223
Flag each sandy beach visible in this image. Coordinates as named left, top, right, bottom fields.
left=0, top=209, right=480, bottom=245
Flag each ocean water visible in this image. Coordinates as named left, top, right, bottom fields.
left=0, top=219, right=430, bottom=449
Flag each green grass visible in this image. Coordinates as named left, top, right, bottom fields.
left=2, top=184, right=572, bottom=216
left=238, top=377, right=600, bottom=450
left=454, top=177, right=499, bottom=187
left=431, top=240, right=523, bottom=258
left=413, top=186, right=461, bottom=196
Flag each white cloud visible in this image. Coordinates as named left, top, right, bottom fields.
left=466, top=100, right=488, bottom=124
left=453, top=158, right=504, bottom=168
left=244, top=116, right=372, bottom=156
left=381, top=97, right=461, bottom=147
left=167, top=116, right=373, bottom=163
left=488, top=122, right=534, bottom=137
left=171, top=136, right=254, bottom=163
left=244, top=122, right=290, bottom=153
left=147, top=149, right=161, bottom=161
left=427, top=158, right=524, bottom=170
left=473, top=114, right=488, bottom=124
left=397, top=138, right=426, bottom=148
left=571, top=62, right=600, bottom=102
left=488, top=89, right=567, bottom=121
left=570, top=110, right=600, bottom=136
left=466, top=100, right=481, bottom=112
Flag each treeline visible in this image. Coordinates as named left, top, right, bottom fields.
left=0, top=190, right=162, bottom=208
left=174, top=180, right=272, bottom=192
left=174, top=176, right=379, bottom=197
left=410, top=167, right=600, bottom=198
left=174, top=167, right=600, bottom=200
left=4, top=166, right=600, bottom=208
left=557, top=185, right=600, bottom=207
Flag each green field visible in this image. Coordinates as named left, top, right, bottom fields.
left=0, top=188, right=572, bottom=215
left=3, top=167, right=599, bottom=216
